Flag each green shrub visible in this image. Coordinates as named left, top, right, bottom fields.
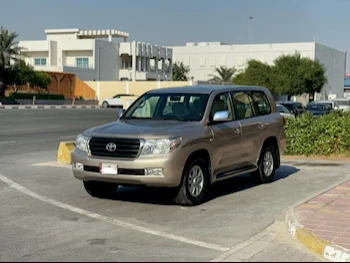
left=284, top=111, right=350, bottom=156
left=11, top=93, right=65, bottom=100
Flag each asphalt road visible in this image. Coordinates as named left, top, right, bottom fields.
left=0, top=109, right=348, bottom=261
left=0, top=108, right=119, bottom=156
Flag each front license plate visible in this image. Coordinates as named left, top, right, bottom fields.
left=100, top=163, right=118, bottom=175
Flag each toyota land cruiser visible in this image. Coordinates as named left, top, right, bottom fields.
left=72, top=85, right=286, bottom=206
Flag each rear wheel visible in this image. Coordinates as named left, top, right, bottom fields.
left=102, top=101, right=109, bottom=108
left=83, top=181, right=119, bottom=198
left=174, top=158, right=209, bottom=206
left=251, top=145, right=277, bottom=184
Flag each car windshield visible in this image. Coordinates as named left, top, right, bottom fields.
left=277, top=105, right=290, bottom=113
left=334, top=100, right=350, bottom=106
left=122, top=93, right=210, bottom=121
left=307, top=104, right=326, bottom=111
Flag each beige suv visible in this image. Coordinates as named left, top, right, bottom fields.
left=72, top=85, right=286, bottom=206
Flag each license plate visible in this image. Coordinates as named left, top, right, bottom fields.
left=100, top=163, right=118, bottom=175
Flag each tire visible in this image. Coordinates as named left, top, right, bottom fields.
left=174, top=158, right=210, bottom=206
left=102, top=101, right=109, bottom=108
left=83, top=181, right=119, bottom=198
left=250, top=145, right=277, bottom=184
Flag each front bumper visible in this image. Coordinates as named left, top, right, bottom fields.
left=71, top=149, right=184, bottom=188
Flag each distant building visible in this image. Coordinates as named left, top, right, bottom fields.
left=171, top=42, right=346, bottom=101
left=18, top=28, right=173, bottom=82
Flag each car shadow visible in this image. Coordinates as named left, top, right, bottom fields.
left=109, top=165, right=300, bottom=206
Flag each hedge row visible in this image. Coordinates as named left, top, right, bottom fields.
left=11, top=93, right=65, bottom=100
left=284, top=111, right=350, bottom=156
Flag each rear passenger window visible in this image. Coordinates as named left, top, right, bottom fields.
left=251, top=91, right=271, bottom=115
left=231, top=92, right=257, bottom=120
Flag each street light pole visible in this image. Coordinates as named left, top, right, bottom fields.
left=249, top=16, right=253, bottom=44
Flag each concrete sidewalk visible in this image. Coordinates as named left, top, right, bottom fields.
left=286, top=179, right=350, bottom=262
left=0, top=105, right=102, bottom=109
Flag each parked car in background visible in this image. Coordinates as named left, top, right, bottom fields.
left=308, top=100, right=340, bottom=111
left=276, top=104, right=295, bottom=118
left=102, top=94, right=136, bottom=108
left=72, top=85, right=286, bottom=206
left=276, top=101, right=306, bottom=117
left=306, top=103, right=332, bottom=116
left=331, top=98, right=350, bottom=112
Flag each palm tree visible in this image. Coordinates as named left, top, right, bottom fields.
left=0, top=27, right=22, bottom=67
left=209, top=66, right=236, bottom=83
left=0, top=27, right=23, bottom=96
left=172, top=62, right=190, bottom=81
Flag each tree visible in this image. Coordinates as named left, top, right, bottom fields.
left=172, top=62, right=190, bottom=81
left=0, top=27, right=24, bottom=96
left=209, top=66, right=236, bottom=83
left=10, top=60, right=34, bottom=91
left=273, top=52, right=327, bottom=98
left=232, top=60, right=277, bottom=93
left=29, top=71, right=51, bottom=93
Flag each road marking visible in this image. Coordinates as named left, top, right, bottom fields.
left=0, top=141, right=16, bottom=145
left=0, top=172, right=229, bottom=252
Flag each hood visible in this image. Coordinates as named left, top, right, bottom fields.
left=83, top=119, right=203, bottom=139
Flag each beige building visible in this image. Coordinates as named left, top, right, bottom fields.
left=18, top=28, right=173, bottom=82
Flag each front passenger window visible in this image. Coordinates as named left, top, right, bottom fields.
left=210, top=93, right=233, bottom=121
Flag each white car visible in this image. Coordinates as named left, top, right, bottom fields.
left=331, top=99, right=350, bottom=112
left=102, top=94, right=135, bottom=108
left=276, top=104, right=295, bottom=118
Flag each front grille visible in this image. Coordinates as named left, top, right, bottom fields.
left=89, top=137, right=141, bottom=158
left=83, top=165, right=145, bottom=176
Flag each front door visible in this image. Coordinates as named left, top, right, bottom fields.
left=209, top=92, right=244, bottom=177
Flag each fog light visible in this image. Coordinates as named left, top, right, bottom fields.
left=73, top=162, right=84, bottom=171
left=145, top=168, right=164, bottom=176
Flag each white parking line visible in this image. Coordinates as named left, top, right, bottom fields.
left=0, top=141, right=16, bottom=145
left=0, top=172, right=229, bottom=252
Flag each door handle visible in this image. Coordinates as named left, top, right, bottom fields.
left=233, top=128, right=241, bottom=135
left=258, top=123, right=265, bottom=130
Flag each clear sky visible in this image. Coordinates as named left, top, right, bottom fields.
left=1, top=0, right=350, bottom=67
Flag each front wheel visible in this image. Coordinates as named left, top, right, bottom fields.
left=251, top=145, right=277, bottom=184
left=83, top=181, right=119, bottom=198
left=174, top=158, right=209, bottom=206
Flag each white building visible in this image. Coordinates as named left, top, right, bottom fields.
left=171, top=42, right=347, bottom=100
left=18, top=28, right=173, bottom=81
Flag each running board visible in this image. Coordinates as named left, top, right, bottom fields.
left=215, top=165, right=257, bottom=181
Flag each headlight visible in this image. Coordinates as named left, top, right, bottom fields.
left=75, top=134, right=89, bottom=152
left=141, top=137, right=182, bottom=156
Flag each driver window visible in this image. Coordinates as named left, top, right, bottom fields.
left=210, top=92, right=233, bottom=121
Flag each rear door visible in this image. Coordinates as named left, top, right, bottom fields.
left=231, top=91, right=264, bottom=166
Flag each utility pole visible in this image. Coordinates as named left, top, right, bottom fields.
left=249, top=16, right=253, bottom=44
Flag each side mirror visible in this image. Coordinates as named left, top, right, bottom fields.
left=213, top=111, right=230, bottom=122
left=118, top=109, right=125, bottom=119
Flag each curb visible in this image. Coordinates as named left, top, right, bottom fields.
left=285, top=198, right=350, bottom=262
left=0, top=105, right=102, bottom=109
left=57, top=141, right=75, bottom=165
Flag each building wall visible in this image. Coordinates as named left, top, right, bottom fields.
left=85, top=81, right=191, bottom=104
left=171, top=42, right=315, bottom=81
left=314, top=43, right=346, bottom=100
left=96, top=40, right=120, bottom=81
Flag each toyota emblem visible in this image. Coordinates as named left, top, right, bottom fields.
left=106, top=142, right=117, bottom=152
